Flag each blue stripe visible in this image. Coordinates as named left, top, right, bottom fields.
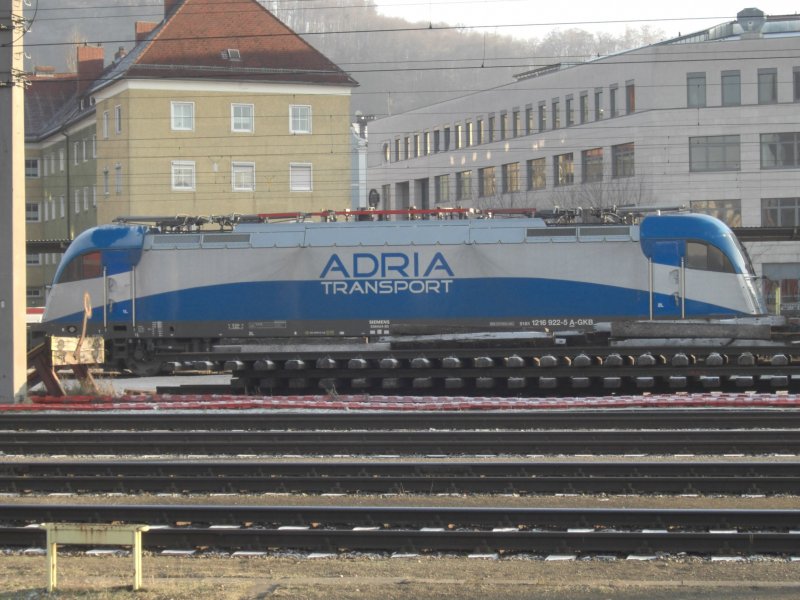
left=63, top=278, right=739, bottom=324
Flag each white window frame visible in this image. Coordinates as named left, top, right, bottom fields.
left=25, top=158, right=40, bottom=178
left=92, top=134, right=97, bottom=158
left=102, top=111, right=109, bottom=139
left=103, top=168, right=109, bottom=195
left=231, top=161, right=256, bottom=191
left=114, top=105, right=122, bottom=134
left=92, top=185, right=97, bottom=207
left=82, top=139, right=87, bottom=162
left=25, top=202, right=40, bottom=222
left=59, top=148, right=65, bottom=171
left=171, top=101, right=195, bottom=131
left=59, top=196, right=64, bottom=218
left=73, top=141, right=80, bottom=165
left=83, top=187, right=89, bottom=211
left=289, top=163, right=313, bottom=192
left=115, top=163, right=122, bottom=194
left=27, top=253, right=42, bottom=266
left=290, top=105, right=312, bottom=134
left=74, top=189, right=81, bottom=214
left=171, top=160, right=196, bottom=191
left=43, top=200, right=49, bottom=222
left=231, top=103, right=254, bottom=133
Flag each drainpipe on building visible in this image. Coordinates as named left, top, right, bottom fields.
left=61, top=130, right=72, bottom=241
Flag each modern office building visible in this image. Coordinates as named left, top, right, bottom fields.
left=367, top=8, right=800, bottom=312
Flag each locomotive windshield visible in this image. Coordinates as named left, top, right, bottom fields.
left=685, top=241, right=735, bottom=273
left=55, top=251, right=102, bottom=284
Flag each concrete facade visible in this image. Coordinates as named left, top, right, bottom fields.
left=366, top=10, right=800, bottom=312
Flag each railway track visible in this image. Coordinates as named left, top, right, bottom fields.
left=2, top=460, right=800, bottom=495
left=5, top=408, right=800, bottom=431
left=2, top=505, right=799, bottom=556
left=3, top=428, right=800, bottom=455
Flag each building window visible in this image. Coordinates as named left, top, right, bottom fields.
left=58, top=196, right=64, bottom=218
left=487, top=117, right=495, bottom=143
left=465, top=121, right=473, bottom=147
left=393, top=138, right=400, bottom=162
left=582, top=148, right=603, bottom=183
left=434, top=174, right=450, bottom=204
left=758, top=68, right=778, bottom=104
left=456, top=170, right=472, bottom=201
left=103, top=168, right=109, bottom=195
left=501, top=162, right=520, bottom=193
left=231, top=103, right=254, bottom=132
left=424, top=131, right=431, bottom=154
left=551, top=100, right=560, bottom=129
left=59, top=148, right=64, bottom=171
left=512, top=110, right=520, bottom=138
left=290, top=163, right=312, bottom=191
left=478, top=166, right=496, bottom=197
left=761, top=132, right=800, bottom=169
left=27, top=288, right=42, bottom=299
left=381, top=184, right=391, bottom=207
left=454, top=125, right=462, bottom=150
left=382, top=142, right=390, bottom=163
left=433, top=130, right=440, bottom=153
left=83, top=187, right=89, bottom=211
left=413, top=134, right=420, bottom=157
left=476, top=119, right=484, bottom=145
left=554, top=153, right=574, bottom=186
left=794, top=68, right=800, bottom=102
left=687, top=72, right=706, bottom=108
left=25, top=202, right=40, bottom=222
left=93, top=185, right=97, bottom=206
left=565, top=97, right=574, bottom=127
left=25, top=158, right=39, bottom=178
left=526, top=158, right=546, bottom=190
left=721, top=70, right=741, bottom=106
left=403, top=137, right=410, bottom=160
left=612, top=142, right=635, bottom=178
left=609, top=85, right=618, bottom=117
left=290, top=105, right=312, bottom=134
left=538, top=102, right=546, bottom=132
left=594, top=89, right=603, bottom=120
left=114, top=163, right=122, bottom=194
left=73, top=142, right=80, bottom=165
left=82, top=139, right=87, bottom=162
left=625, top=81, right=635, bottom=114
left=525, top=106, right=533, bottom=135
left=689, top=135, right=740, bottom=172
left=443, top=127, right=451, bottom=150
left=170, top=101, right=194, bottom=130
left=74, top=189, right=80, bottom=213
left=92, top=135, right=96, bottom=158
left=114, top=105, right=122, bottom=134
left=26, top=253, right=41, bottom=266
left=171, top=160, right=196, bottom=191
left=102, top=111, right=109, bottom=139
left=232, top=162, right=255, bottom=191
left=763, top=197, right=800, bottom=226
left=579, top=93, right=588, bottom=124
left=690, top=199, right=742, bottom=227
left=499, top=112, right=508, bottom=140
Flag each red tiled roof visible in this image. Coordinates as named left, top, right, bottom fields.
left=129, top=0, right=357, bottom=87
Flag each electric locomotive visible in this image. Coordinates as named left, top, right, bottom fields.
left=40, top=210, right=766, bottom=374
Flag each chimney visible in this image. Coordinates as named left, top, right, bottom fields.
left=135, top=21, right=158, bottom=43
left=76, top=44, right=104, bottom=95
left=165, top=0, right=182, bottom=18
left=114, top=46, right=127, bottom=62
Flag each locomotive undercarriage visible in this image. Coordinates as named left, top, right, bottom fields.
left=106, top=318, right=800, bottom=396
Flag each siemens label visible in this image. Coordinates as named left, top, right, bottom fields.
left=320, top=252, right=454, bottom=296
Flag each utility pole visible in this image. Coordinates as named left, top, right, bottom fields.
left=0, top=0, right=26, bottom=404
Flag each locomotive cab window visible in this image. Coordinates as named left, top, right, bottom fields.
left=685, top=241, right=734, bottom=273
left=58, top=251, right=103, bottom=283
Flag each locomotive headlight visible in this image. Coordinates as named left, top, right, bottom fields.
left=66, top=326, right=77, bottom=334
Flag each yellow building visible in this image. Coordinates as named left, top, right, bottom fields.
left=25, top=0, right=358, bottom=305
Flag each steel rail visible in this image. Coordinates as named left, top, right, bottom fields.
left=2, top=429, right=800, bottom=455
left=2, top=460, right=800, bottom=495
left=5, top=409, right=800, bottom=431
left=2, top=505, right=800, bottom=555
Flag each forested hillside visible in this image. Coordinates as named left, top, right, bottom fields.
left=23, top=0, right=662, bottom=116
